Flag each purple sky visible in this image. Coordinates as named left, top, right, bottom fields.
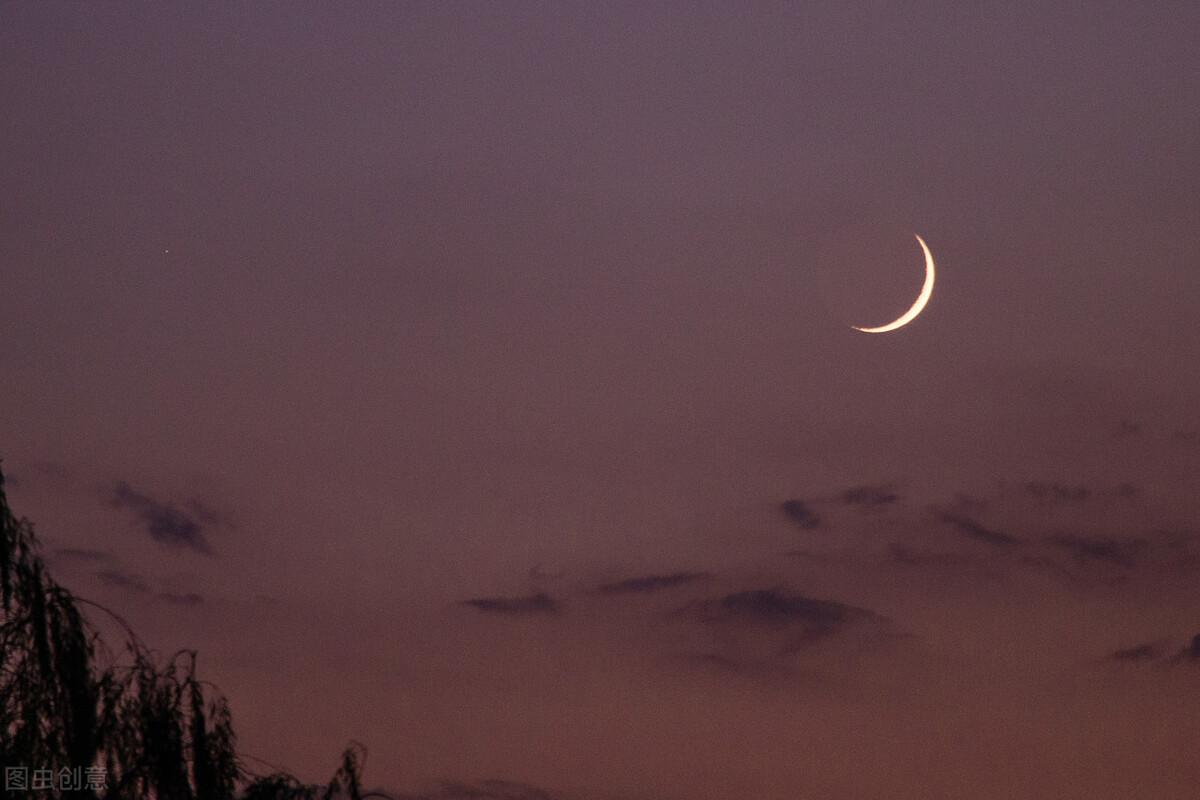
left=2, top=4, right=1199, bottom=798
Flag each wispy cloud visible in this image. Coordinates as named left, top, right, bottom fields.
left=1024, top=481, right=1141, bottom=504
left=780, top=499, right=821, bottom=530
left=1177, top=634, right=1200, bottom=662
left=1049, top=535, right=1147, bottom=568
left=464, top=593, right=559, bottom=615
left=712, top=589, right=861, bottom=628
left=937, top=512, right=1019, bottom=547
left=109, top=481, right=215, bottom=554
left=681, top=587, right=880, bottom=654
left=95, top=568, right=150, bottom=594
left=157, top=591, right=205, bottom=607
left=840, top=485, right=900, bottom=510
left=1109, top=643, right=1160, bottom=662
left=1108, top=635, right=1200, bottom=665
left=597, top=571, right=710, bottom=595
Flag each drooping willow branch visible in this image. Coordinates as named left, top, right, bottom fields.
left=0, top=462, right=383, bottom=800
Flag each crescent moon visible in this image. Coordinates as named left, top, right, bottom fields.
left=851, top=234, right=936, bottom=334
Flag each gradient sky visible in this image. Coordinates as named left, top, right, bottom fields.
left=2, top=4, right=1199, bottom=798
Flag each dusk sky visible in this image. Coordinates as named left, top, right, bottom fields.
left=2, top=3, right=1199, bottom=798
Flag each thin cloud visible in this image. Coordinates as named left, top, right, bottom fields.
left=1108, top=483, right=1142, bottom=500
left=937, top=513, right=1020, bottom=547
left=674, top=587, right=887, bottom=671
left=841, top=485, right=900, bottom=510
left=95, top=568, right=150, bottom=594
left=109, top=481, right=214, bottom=554
left=715, top=589, right=858, bottom=627
left=1024, top=481, right=1141, bottom=504
left=1049, top=535, right=1147, bottom=568
left=597, top=571, right=710, bottom=595
left=684, top=587, right=877, bottom=647
left=780, top=499, right=821, bottom=530
left=464, top=592, right=559, bottom=615
left=1109, top=643, right=1160, bottom=662
left=1177, top=634, right=1200, bottom=662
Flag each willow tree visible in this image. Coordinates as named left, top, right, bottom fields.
left=0, top=464, right=372, bottom=799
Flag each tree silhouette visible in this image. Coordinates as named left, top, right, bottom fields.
left=0, top=463, right=377, bottom=799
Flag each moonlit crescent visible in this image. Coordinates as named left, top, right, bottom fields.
left=852, top=234, right=936, bottom=334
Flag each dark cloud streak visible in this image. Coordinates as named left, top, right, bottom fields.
left=1109, top=643, right=1160, bottom=661
left=938, top=513, right=1020, bottom=547
left=597, top=571, right=710, bottom=595
left=716, top=589, right=857, bottom=628
left=1180, top=634, right=1200, bottom=662
left=109, top=481, right=214, bottom=554
left=841, top=485, right=899, bottom=510
left=1050, top=535, right=1147, bottom=568
left=780, top=499, right=821, bottom=530
left=158, top=591, right=205, bottom=607
left=464, top=593, right=559, bottom=615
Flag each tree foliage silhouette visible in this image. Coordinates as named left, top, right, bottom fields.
left=0, top=464, right=376, bottom=799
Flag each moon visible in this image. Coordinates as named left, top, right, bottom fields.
left=851, top=234, right=936, bottom=334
